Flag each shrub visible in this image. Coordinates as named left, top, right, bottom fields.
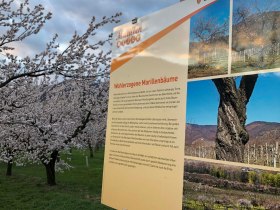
left=275, top=173, right=280, bottom=188
left=248, top=171, right=256, bottom=184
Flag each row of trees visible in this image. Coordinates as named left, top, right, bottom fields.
left=1, top=0, right=277, bottom=187
left=0, top=0, right=120, bottom=185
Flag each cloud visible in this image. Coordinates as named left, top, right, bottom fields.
left=10, top=0, right=179, bottom=57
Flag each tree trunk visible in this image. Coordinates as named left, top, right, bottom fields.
left=213, top=75, right=258, bottom=162
left=88, top=140, right=94, bottom=158
left=6, top=159, right=13, bottom=176
left=95, top=142, right=101, bottom=152
left=43, top=150, right=58, bottom=186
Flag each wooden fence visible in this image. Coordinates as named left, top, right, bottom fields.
left=186, top=142, right=280, bottom=168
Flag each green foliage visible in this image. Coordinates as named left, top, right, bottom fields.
left=186, top=161, right=280, bottom=188
left=0, top=149, right=112, bottom=210
left=209, top=167, right=227, bottom=179
left=276, top=174, right=280, bottom=188
left=246, top=171, right=280, bottom=187
left=248, top=171, right=257, bottom=184
left=261, top=172, right=280, bottom=187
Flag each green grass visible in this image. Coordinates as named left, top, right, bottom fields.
left=188, top=62, right=228, bottom=79
left=0, top=150, right=113, bottom=210
left=231, top=56, right=280, bottom=73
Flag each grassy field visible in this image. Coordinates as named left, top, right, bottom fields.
left=188, top=63, right=228, bottom=79
left=231, top=57, right=280, bottom=73
left=0, top=150, right=113, bottom=210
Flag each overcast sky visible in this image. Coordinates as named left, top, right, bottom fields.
left=12, top=0, right=181, bottom=57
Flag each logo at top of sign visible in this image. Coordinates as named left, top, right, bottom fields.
left=116, top=24, right=142, bottom=48
left=197, top=0, right=201, bottom=4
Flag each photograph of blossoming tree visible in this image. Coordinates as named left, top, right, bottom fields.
left=188, top=0, right=230, bottom=79
left=232, top=0, right=280, bottom=73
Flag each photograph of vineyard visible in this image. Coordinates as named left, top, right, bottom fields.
left=188, top=0, right=229, bottom=79
left=232, top=0, right=280, bottom=73
left=183, top=72, right=280, bottom=209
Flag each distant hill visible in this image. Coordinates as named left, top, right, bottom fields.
left=185, top=124, right=216, bottom=145
left=247, top=121, right=280, bottom=139
left=186, top=121, right=280, bottom=146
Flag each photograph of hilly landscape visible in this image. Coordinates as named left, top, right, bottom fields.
left=188, top=0, right=229, bottom=79
left=185, top=121, right=280, bottom=166
left=183, top=72, right=280, bottom=209
left=232, top=0, right=280, bottom=73
left=185, top=72, right=280, bottom=165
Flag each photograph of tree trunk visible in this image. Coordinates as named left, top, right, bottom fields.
left=185, top=72, right=280, bottom=165
left=188, top=0, right=229, bottom=79
left=183, top=72, right=280, bottom=209
left=232, top=0, right=280, bottom=73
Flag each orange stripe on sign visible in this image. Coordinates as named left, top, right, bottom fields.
left=111, top=1, right=216, bottom=73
